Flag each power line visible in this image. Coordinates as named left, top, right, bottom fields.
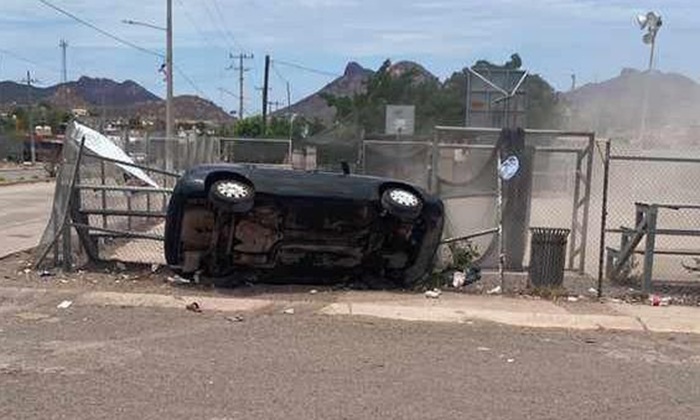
left=174, top=0, right=227, bottom=54
left=201, top=0, right=235, bottom=52
left=0, top=47, right=61, bottom=74
left=39, top=0, right=210, bottom=101
left=174, top=65, right=211, bottom=101
left=272, top=59, right=340, bottom=78
left=218, top=87, right=241, bottom=99
left=271, top=62, right=289, bottom=84
left=38, top=0, right=164, bottom=58
left=210, top=0, right=240, bottom=50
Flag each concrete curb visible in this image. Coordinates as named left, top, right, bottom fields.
left=320, top=295, right=700, bottom=335
left=0, top=179, right=52, bottom=188
left=77, top=291, right=274, bottom=313
left=0, top=287, right=274, bottom=313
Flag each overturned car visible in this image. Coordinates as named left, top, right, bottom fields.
left=164, top=164, right=444, bottom=287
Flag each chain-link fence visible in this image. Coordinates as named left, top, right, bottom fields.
left=361, top=127, right=595, bottom=275
left=602, top=142, right=700, bottom=283
left=35, top=129, right=180, bottom=269
left=219, top=137, right=292, bottom=167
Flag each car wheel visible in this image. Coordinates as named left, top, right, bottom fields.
left=381, top=187, right=423, bottom=221
left=209, top=179, right=255, bottom=212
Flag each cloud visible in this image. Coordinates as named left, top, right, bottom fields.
left=1, top=0, right=699, bottom=110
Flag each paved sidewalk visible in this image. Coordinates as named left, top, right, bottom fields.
left=0, top=181, right=54, bottom=258
left=2, top=285, right=699, bottom=335
left=322, top=292, right=700, bottom=334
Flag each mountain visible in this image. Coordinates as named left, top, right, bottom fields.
left=277, top=62, right=374, bottom=123
left=387, top=61, right=439, bottom=85
left=565, top=68, right=700, bottom=138
left=277, top=60, right=443, bottom=124
left=0, top=76, right=233, bottom=123
left=52, top=77, right=160, bottom=107
left=129, top=95, right=234, bottom=123
left=0, top=76, right=159, bottom=108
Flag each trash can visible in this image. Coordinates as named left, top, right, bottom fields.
left=529, top=228, right=570, bottom=288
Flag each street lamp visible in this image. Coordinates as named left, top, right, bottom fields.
left=122, top=0, right=173, bottom=172
left=636, top=11, right=662, bottom=71
left=635, top=11, right=662, bottom=143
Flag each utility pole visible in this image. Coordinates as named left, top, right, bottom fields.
left=228, top=53, right=253, bottom=119
left=262, top=54, right=270, bottom=133
left=59, top=39, right=68, bottom=83
left=570, top=74, right=576, bottom=91
left=286, top=81, right=291, bottom=108
left=268, top=100, right=283, bottom=114
left=165, top=0, right=174, bottom=172
left=22, top=71, right=38, bottom=164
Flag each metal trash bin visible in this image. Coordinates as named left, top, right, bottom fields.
left=529, top=228, right=570, bottom=288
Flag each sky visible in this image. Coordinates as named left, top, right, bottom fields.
left=1, top=0, right=699, bottom=115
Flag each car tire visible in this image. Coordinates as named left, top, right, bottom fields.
left=208, top=179, right=255, bottom=212
left=381, top=187, right=423, bottom=221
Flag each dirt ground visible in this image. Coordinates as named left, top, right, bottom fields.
left=4, top=248, right=700, bottom=308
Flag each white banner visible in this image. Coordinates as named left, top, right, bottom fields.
left=66, top=121, right=159, bottom=188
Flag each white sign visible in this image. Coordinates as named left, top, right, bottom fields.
left=385, top=105, right=415, bottom=135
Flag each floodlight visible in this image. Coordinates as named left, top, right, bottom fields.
left=636, top=14, right=648, bottom=29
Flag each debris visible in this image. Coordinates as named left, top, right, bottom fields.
left=56, top=300, right=73, bottom=309
left=225, top=315, right=244, bottom=323
left=609, top=298, right=623, bottom=304
left=506, top=358, right=515, bottom=363
left=452, top=271, right=466, bottom=288
left=567, top=296, right=579, bottom=302
left=115, top=262, right=126, bottom=271
left=193, top=271, right=201, bottom=284
left=150, top=264, right=160, bottom=273
left=309, top=289, right=319, bottom=295
left=649, top=295, right=672, bottom=307
left=166, top=275, right=191, bottom=285
left=39, top=270, right=53, bottom=278
left=477, top=346, right=491, bottom=352
left=283, top=308, right=295, bottom=315
left=23, top=268, right=31, bottom=274
left=487, top=285, right=502, bottom=295
left=185, top=302, right=202, bottom=313
left=424, top=288, right=442, bottom=299
left=588, top=287, right=598, bottom=295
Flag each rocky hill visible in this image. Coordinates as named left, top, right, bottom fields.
left=276, top=60, right=442, bottom=124
left=276, top=62, right=373, bottom=123
left=565, top=68, right=700, bottom=137
left=128, top=95, right=234, bottom=123
left=0, top=76, right=232, bottom=123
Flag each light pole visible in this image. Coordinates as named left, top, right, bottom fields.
left=636, top=11, right=662, bottom=71
left=635, top=11, right=662, bottom=142
left=122, top=1, right=173, bottom=171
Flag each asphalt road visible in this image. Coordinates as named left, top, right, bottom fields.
left=1, top=290, right=699, bottom=419
left=0, top=182, right=55, bottom=258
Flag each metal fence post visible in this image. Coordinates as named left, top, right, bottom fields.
left=569, top=150, right=583, bottom=270
left=578, top=134, right=595, bottom=274
left=127, top=192, right=133, bottom=231
left=429, top=130, right=439, bottom=193
left=642, top=205, right=658, bottom=292
left=100, top=160, right=107, bottom=229
left=596, top=139, right=611, bottom=298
